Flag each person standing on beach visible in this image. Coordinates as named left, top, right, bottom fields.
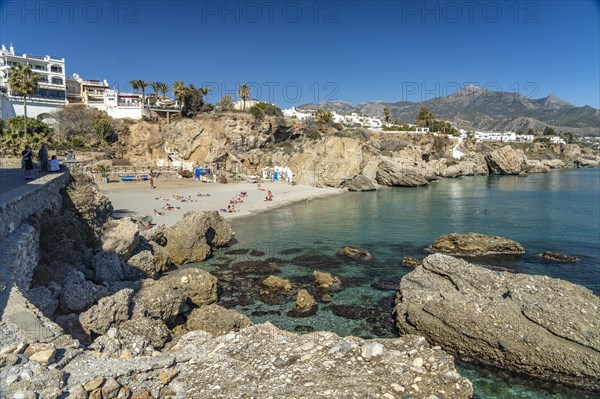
left=22, top=145, right=34, bottom=180
left=38, top=143, right=49, bottom=173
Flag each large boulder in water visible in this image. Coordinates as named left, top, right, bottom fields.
left=163, top=211, right=234, bottom=264
left=345, top=175, right=376, bottom=192
left=395, top=253, right=600, bottom=391
left=432, top=232, right=525, bottom=256
left=485, top=145, right=528, bottom=175
left=375, top=157, right=429, bottom=187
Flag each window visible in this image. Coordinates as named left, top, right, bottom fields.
left=51, top=77, right=63, bottom=85
left=33, top=65, right=45, bottom=70
left=35, top=88, right=65, bottom=100
left=50, top=65, right=62, bottom=73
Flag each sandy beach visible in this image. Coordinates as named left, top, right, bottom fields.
left=100, top=179, right=345, bottom=226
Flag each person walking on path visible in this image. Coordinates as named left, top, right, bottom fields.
left=38, top=143, right=49, bottom=173
left=22, top=145, right=34, bottom=180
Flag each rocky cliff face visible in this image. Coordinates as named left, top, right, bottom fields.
left=120, top=113, right=600, bottom=189
left=395, top=254, right=600, bottom=391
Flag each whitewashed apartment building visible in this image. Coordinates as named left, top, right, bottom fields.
left=0, top=43, right=67, bottom=120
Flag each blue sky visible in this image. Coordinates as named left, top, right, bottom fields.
left=1, top=0, right=599, bottom=108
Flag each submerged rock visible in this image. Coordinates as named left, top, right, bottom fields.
left=313, top=271, right=342, bottom=290
left=541, top=251, right=578, bottom=263
left=432, top=232, right=525, bottom=256
left=337, top=246, right=373, bottom=261
left=402, top=257, right=423, bottom=268
left=262, top=275, right=293, bottom=291
left=395, top=253, right=600, bottom=391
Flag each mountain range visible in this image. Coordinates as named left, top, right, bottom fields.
left=299, top=85, right=599, bottom=135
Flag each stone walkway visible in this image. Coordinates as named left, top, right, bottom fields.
left=0, top=167, right=51, bottom=197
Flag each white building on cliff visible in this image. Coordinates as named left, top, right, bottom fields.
left=0, top=43, right=67, bottom=120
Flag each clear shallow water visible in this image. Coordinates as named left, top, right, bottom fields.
left=199, top=168, right=600, bottom=399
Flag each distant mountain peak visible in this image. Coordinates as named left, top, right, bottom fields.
left=298, top=86, right=598, bottom=135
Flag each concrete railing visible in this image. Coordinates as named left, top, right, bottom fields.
left=0, top=171, right=70, bottom=241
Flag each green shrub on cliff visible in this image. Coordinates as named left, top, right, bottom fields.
left=249, top=102, right=284, bottom=120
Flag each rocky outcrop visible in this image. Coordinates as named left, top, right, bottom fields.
left=345, top=175, right=376, bottom=191
left=337, top=246, right=373, bottom=261
left=485, top=145, right=528, bottom=175
left=59, top=271, right=109, bottom=313
left=458, top=154, right=489, bottom=175
left=163, top=211, right=234, bottom=264
left=313, top=271, right=342, bottom=290
left=131, top=280, right=187, bottom=323
left=286, top=136, right=366, bottom=186
left=262, top=275, right=292, bottom=291
left=184, top=304, right=253, bottom=336
left=402, top=257, right=423, bottom=268
left=1, top=322, right=472, bottom=398
left=395, top=254, right=600, bottom=391
left=432, top=232, right=525, bottom=256
left=91, top=251, right=123, bottom=283
left=79, top=289, right=133, bottom=335
left=541, top=251, right=578, bottom=263
left=375, top=157, right=429, bottom=187
left=525, top=160, right=550, bottom=173
left=101, top=218, right=140, bottom=261
left=294, top=289, right=317, bottom=315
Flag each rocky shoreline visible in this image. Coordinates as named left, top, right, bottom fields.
left=0, top=174, right=474, bottom=399
left=395, top=254, right=600, bottom=391
left=1, top=169, right=599, bottom=398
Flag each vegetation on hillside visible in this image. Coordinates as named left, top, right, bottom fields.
left=0, top=116, right=54, bottom=155
left=53, top=104, right=128, bottom=147
left=249, top=102, right=284, bottom=120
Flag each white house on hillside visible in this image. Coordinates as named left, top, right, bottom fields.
left=0, top=43, right=67, bottom=120
left=66, top=73, right=109, bottom=111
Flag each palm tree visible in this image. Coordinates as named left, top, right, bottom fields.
left=157, top=83, right=170, bottom=99
left=238, top=84, right=251, bottom=111
left=150, top=81, right=162, bottom=103
left=173, top=81, right=189, bottom=109
left=130, top=80, right=149, bottom=105
left=383, top=108, right=391, bottom=124
left=8, top=64, right=40, bottom=135
left=129, top=80, right=140, bottom=94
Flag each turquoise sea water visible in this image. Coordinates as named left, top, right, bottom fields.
left=200, top=168, right=600, bottom=399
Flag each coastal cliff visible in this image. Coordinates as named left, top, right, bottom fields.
left=117, top=113, right=600, bottom=188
